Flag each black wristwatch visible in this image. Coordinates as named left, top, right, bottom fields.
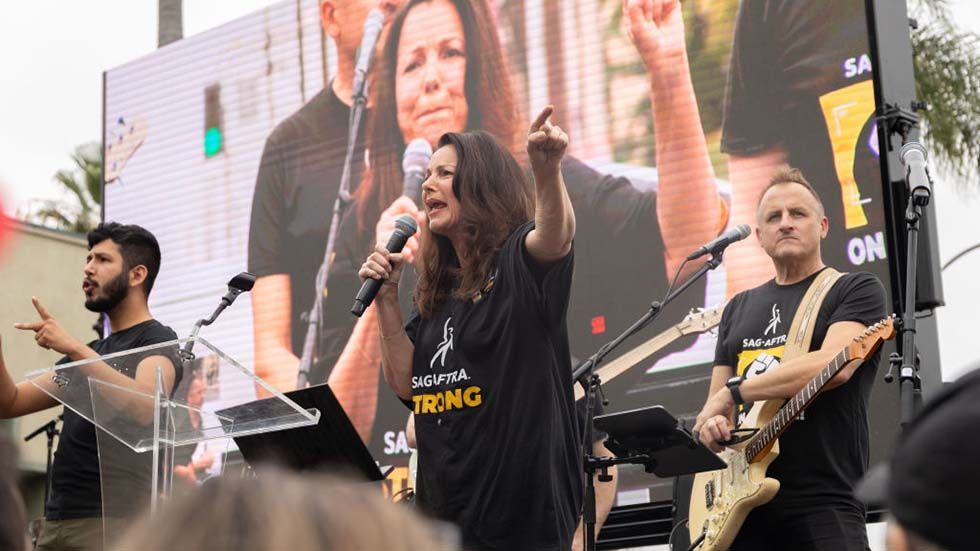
left=725, top=375, right=745, bottom=407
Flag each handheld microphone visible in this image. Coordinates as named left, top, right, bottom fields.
left=900, top=141, right=932, bottom=198
left=402, top=138, right=433, bottom=205
left=351, top=215, right=419, bottom=317
left=686, top=224, right=751, bottom=261
left=350, top=9, right=385, bottom=102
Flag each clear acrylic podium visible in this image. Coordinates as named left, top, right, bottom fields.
left=26, top=336, right=319, bottom=546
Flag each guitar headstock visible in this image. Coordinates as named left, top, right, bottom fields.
left=105, top=115, right=149, bottom=185
left=676, top=303, right=725, bottom=336
left=847, top=315, right=897, bottom=361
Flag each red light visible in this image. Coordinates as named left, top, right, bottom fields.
left=591, top=316, right=606, bottom=335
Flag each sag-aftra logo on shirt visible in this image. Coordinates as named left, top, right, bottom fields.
left=412, top=317, right=484, bottom=415
left=430, top=318, right=454, bottom=369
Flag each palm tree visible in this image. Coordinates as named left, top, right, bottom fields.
left=909, top=0, right=980, bottom=183
left=27, top=142, right=102, bottom=234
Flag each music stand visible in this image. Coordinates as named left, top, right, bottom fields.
left=220, top=384, right=385, bottom=481
left=594, top=405, right=725, bottom=477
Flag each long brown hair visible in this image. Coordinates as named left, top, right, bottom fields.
left=415, top=131, right=533, bottom=318
left=355, top=0, right=521, bottom=230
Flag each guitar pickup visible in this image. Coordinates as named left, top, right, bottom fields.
left=705, top=479, right=715, bottom=508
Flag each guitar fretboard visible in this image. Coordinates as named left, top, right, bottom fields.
left=743, top=347, right=851, bottom=462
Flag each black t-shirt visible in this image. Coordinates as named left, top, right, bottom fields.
left=46, top=319, right=181, bottom=520
left=406, top=221, right=583, bottom=551
left=247, top=85, right=366, bottom=382
left=722, top=0, right=884, bottom=271
left=713, top=268, right=886, bottom=512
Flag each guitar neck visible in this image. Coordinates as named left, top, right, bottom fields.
left=574, top=327, right=682, bottom=400
left=573, top=306, right=723, bottom=401
left=743, top=347, right=852, bottom=462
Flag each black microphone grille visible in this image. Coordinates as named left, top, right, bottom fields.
left=395, top=214, right=418, bottom=235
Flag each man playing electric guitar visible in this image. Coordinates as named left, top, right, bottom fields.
left=693, top=168, right=886, bottom=550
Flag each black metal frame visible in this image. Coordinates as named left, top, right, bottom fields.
left=866, top=0, right=946, bottom=419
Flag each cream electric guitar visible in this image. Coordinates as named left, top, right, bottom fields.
left=688, top=317, right=896, bottom=551
left=574, top=305, right=724, bottom=401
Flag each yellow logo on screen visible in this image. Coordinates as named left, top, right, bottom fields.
left=818, top=80, right=876, bottom=230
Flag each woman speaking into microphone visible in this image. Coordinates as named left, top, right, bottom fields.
left=358, top=106, right=581, bottom=550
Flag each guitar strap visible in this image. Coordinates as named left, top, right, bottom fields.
left=782, top=267, right=845, bottom=360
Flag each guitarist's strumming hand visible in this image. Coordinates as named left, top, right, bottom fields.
left=693, top=389, right=736, bottom=453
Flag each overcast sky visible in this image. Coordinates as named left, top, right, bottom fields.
left=1, top=0, right=978, bottom=378
left=0, top=0, right=279, bottom=217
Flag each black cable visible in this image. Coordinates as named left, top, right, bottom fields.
left=687, top=529, right=706, bottom=551
left=942, top=241, right=980, bottom=271
left=663, top=257, right=691, bottom=304
left=668, top=517, right=689, bottom=551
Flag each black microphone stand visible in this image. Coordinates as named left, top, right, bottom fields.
left=575, top=253, right=723, bottom=551
left=296, top=72, right=371, bottom=389
left=181, top=273, right=256, bottom=365
left=24, top=413, right=63, bottom=507
left=884, top=171, right=931, bottom=429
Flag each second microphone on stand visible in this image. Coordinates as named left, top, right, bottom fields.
left=350, top=9, right=385, bottom=102
left=686, top=223, right=751, bottom=260
left=351, top=215, right=419, bottom=317
left=402, top=138, right=433, bottom=204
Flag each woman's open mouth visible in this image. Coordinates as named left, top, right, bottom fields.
left=426, top=198, right=447, bottom=216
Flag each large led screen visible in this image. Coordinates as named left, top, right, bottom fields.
left=104, top=0, right=894, bottom=502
